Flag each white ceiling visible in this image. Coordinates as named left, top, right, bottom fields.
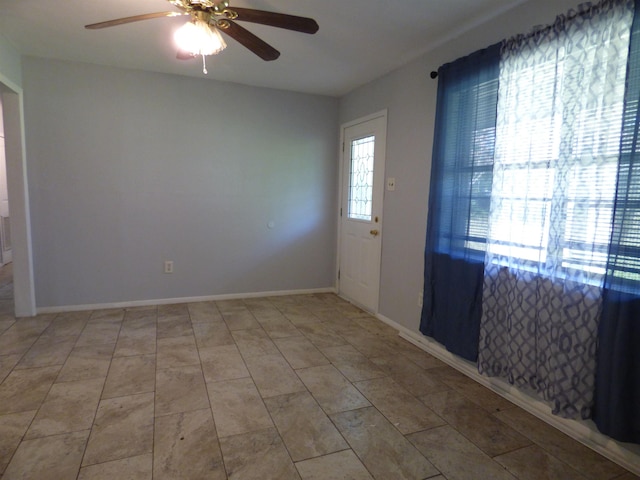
left=0, top=0, right=524, bottom=96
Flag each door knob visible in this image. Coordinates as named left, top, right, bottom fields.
left=370, top=229, right=379, bottom=237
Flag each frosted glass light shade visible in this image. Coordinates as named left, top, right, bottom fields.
left=175, top=19, right=226, bottom=56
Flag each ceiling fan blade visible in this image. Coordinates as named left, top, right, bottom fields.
left=85, top=11, right=186, bottom=30
left=219, top=20, right=280, bottom=61
left=231, top=8, right=319, bottom=34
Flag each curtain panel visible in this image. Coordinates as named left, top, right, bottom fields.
left=420, top=44, right=500, bottom=362
left=423, top=0, right=640, bottom=441
left=478, top=0, right=634, bottom=420
left=594, top=0, right=640, bottom=442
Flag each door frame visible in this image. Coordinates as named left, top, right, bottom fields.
left=336, top=109, right=387, bottom=313
left=0, top=73, right=37, bottom=317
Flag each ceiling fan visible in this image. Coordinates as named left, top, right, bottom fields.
left=85, top=0, right=319, bottom=71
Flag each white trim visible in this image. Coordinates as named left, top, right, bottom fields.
left=375, top=312, right=640, bottom=476
left=0, top=77, right=36, bottom=317
left=36, top=287, right=338, bottom=314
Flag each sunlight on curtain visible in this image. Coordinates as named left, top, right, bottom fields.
left=478, top=0, right=634, bottom=419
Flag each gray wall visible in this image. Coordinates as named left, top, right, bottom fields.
left=23, top=58, right=338, bottom=308
left=0, top=34, right=22, bottom=88
left=339, top=0, right=581, bottom=332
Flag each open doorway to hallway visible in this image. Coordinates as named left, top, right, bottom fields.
left=0, top=97, right=12, bottom=316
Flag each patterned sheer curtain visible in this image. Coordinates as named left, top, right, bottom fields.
left=478, top=0, right=634, bottom=419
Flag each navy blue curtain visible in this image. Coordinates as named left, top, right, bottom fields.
left=420, top=44, right=500, bottom=361
left=594, top=0, right=640, bottom=443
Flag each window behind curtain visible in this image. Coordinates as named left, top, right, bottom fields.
left=486, top=5, right=633, bottom=283
left=429, top=45, right=500, bottom=262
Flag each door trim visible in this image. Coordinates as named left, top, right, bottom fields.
left=0, top=74, right=37, bottom=317
left=336, top=109, right=387, bottom=313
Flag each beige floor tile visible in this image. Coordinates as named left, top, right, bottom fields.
left=0, top=293, right=636, bottom=480
left=199, top=344, right=250, bottom=383
left=0, top=365, right=60, bottom=415
left=89, top=309, right=125, bottom=323
left=157, top=314, right=193, bottom=339
left=207, top=377, right=273, bottom=438
left=321, top=344, right=386, bottom=382
left=156, top=335, right=200, bottom=369
left=0, top=317, right=15, bottom=335
left=3, top=430, right=89, bottom=479
left=429, top=366, right=515, bottom=413
left=187, top=301, right=223, bottom=323
left=219, top=427, right=301, bottom=480
left=192, top=321, right=235, bottom=348
left=0, top=354, right=21, bottom=383
left=222, top=309, right=261, bottom=331
left=119, top=314, right=156, bottom=333
left=297, top=322, right=348, bottom=348
left=370, top=355, right=451, bottom=397
left=244, top=353, right=307, bottom=398
left=295, top=449, right=374, bottom=480
left=274, top=336, right=330, bottom=369
left=0, top=410, right=37, bottom=474
left=422, top=389, right=530, bottom=456
left=42, top=311, right=90, bottom=337
left=113, top=335, right=157, bottom=357
left=354, top=376, right=446, bottom=434
left=155, top=365, right=209, bottom=416
left=215, top=299, right=246, bottom=315
left=56, top=344, right=114, bottom=383
left=26, top=377, right=104, bottom=438
left=353, top=316, right=398, bottom=337
left=495, top=444, right=589, bottom=480
left=114, top=317, right=156, bottom=357
left=83, top=392, right=154, bottom=466
left=123, top=306, right=157, bottom=321
left=0, top=319, right=52, bottom=355
left=495, top=408, right=627, bottom=480
left=264, top=391, right=348, bottom=461
left=78, top=453, right=152, bottom=480
left=15, top=334, right=77, bottom=369
left=331, top=407, right=439, bottom=480
left=231, top=328, right=280, bottom=358
left=408, top=425, right=516, bottom=480
left=396, top=342, right=448, bottom=370
left=347, top=332, right=400, bottom=358
left=153, top=409, right=226, bottom=480
left=257, top=314, right=302, bottom=339
left=296, top=365, right=370, bottom=414
left=76, top=321, right=121, bottom=347
left=308, top=306, right=344, bottom=323
left=102, top=354, right=156, bottom=398
left=280, top=306, right=322, bottom=326
left=158, top=303, right=189, bottom=318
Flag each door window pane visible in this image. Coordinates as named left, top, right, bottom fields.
left=348, top=135, right=375, bottom=221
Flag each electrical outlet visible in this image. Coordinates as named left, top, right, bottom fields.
left=164, top=260, right=174, bottom=274
left=418, top=292, right=423, bottom=307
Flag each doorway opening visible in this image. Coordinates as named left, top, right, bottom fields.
left=0, top=77, right=36, bottom=317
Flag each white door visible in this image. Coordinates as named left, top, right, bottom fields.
left=339, top=112, right=387, bottom=313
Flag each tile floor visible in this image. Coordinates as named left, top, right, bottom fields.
left=0, top=287, right=638, bottom=479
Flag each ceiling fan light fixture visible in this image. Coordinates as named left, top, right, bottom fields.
left=174, top=18, right=226, bottom=56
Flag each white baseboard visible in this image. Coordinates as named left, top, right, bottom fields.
left=36, top=287, right=338, bottom=314
left=375, top=313, right=640, bottom=476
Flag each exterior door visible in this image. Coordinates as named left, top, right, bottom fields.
left=338, top=112, right=386, bottom=313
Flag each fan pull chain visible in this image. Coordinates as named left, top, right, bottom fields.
left=202, top=54, right=208, bottom=75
